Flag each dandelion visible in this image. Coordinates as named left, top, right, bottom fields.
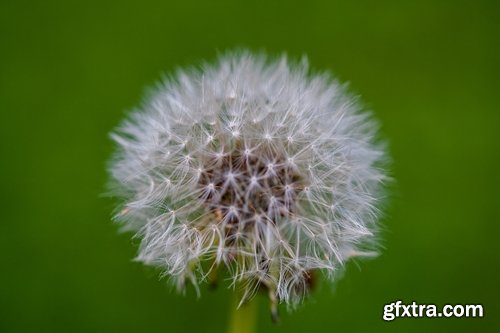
left=108, top=51, right=387, bottom=325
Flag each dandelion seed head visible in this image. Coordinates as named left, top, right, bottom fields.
left=109, top=51, right=388, bottom=307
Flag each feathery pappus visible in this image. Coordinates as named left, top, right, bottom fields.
left=108, top=51, right=388, bottom=319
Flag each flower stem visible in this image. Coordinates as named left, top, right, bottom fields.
left=227, top=295, right=257, bottom=333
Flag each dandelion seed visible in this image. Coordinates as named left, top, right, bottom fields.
left=108, top=51, right=388, bottom=315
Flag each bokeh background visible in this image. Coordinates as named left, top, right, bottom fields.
left=1, top=0, right=499, bottom=332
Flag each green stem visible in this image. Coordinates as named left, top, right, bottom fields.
left=227, top=294, right=258, bottom=333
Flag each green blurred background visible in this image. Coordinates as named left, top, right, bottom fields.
left=1, top=0, right=499, bottom=332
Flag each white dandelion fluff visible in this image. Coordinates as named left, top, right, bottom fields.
left=108, top=51, right=387, bottom=314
